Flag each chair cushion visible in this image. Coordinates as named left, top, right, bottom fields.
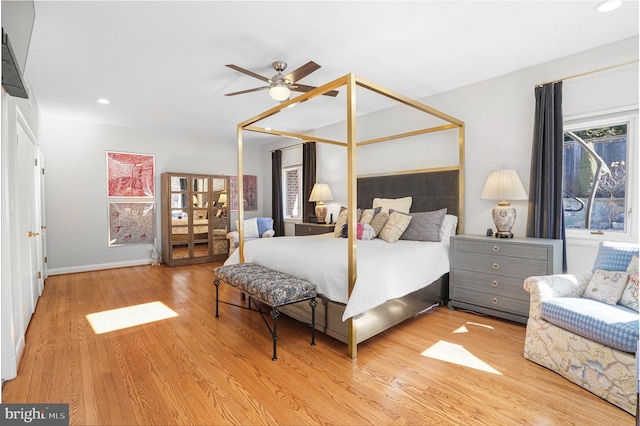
left=541, top=297, right=639, bottom=353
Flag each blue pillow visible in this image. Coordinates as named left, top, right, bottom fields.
left=256, top=217, right=273, bottom=237
left=592, top=241, right=639, bottom=272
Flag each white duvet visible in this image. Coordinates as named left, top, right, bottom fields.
left=224, top=234, right=450, bottom=320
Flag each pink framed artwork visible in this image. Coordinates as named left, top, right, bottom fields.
left=230, top=175, right=258, bottom=211
left=107, top=151, right=155, bottom=197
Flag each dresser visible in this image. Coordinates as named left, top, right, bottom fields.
left=295, top=222, right=335, bottom=236
left=448, top=234, right=563, bottom=323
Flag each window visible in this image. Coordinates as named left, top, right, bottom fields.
left=282, top=165, right=302, bottom=219
left=563, top=110, right=637, bottom=239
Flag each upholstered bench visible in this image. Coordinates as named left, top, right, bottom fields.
left=214, top=263, right=317, bottom=361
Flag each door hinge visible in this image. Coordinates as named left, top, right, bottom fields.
left=38, top=271, right=42, bottom=279
left=44, top=256, right=48, bottom=263
left=35, top=158, right=38, bottom=166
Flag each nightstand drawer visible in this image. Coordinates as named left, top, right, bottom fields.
left=451, top=269, right=529, bottom=301
left=452, top=251, right=547, bottom=279
left=295, top=223, right=335, bottom=236
left=452, top=238, right=549, bottom=260
left=451, top=286, right=530, bottom=316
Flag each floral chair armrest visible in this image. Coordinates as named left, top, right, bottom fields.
left=523, top=274, right=591, bottom=319
left=226, top=231, right=239, bottom=251
left=262, top=230, right=275, bottom=238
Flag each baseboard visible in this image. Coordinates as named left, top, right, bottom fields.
left=47, top=259, right=151, bottom=276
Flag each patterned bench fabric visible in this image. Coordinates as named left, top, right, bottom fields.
left=214, top=263, right=316, bottom=307
left=541, top=297, right=639, bottom=353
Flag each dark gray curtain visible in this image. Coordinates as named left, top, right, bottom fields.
left=526, top=81, right=567, bottom=272
left=271, top=150, right=284, bottom=236
left=302, top=142, right=317, bottom=222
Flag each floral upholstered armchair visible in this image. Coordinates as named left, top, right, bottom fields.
left=227, top=217, right=275, bottom=254
left=523, top=241, right=639, bottom=415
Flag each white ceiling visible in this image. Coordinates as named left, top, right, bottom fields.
left=23, top=1, right=639, bottom=143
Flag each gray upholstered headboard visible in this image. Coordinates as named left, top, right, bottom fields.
left=357, top=169, right=459, bottom=217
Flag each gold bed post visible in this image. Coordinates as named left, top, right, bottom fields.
left=346, top=73, right=358, bottom=359
left=458, top=124, right=465, bottom=234
left=237, top=125, right=245, bottom=263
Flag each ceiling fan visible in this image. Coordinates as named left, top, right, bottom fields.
left=224, top=60, right=339, bottom=101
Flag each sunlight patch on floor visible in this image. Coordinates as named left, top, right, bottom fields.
left=86, top=301, right=178, bottom=334
left=420, top=340, right=503, bottom=375
left=452, top=321, right=495, bottom=334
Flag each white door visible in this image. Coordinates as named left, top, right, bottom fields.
left=15, top=117, right=40, bottom=332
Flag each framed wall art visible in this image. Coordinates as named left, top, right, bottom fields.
left=107, top=151, right=155, bottom=197
left=230, top=175, right=258, bottom=211
left=108, top=202, right=156, bottom=246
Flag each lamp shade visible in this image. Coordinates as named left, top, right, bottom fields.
left=309, top=183, right=333, bottom=202
left=480, top=169, right=528, bottom=202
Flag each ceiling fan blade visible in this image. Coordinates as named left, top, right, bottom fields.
left=224, top=86, right=269, bottom=96
left=226, top=64, right=271, bottom=83
left=283, top=61, right=320, bottom=83
left=292, top=83, right=339, bottom=97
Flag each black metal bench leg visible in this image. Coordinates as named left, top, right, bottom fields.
left=309, top=298, right=317, bottom=346
left=214, top=278, right=220, bottom=318
left=270, top=308, right=279, bottom=361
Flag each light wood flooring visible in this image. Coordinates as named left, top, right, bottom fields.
left=2, top=263, right=635, bottom=425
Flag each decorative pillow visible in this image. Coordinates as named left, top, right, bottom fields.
left=379, top=211, right=412, bottom=243
left=369, top=212, right=388, bottom=237
left=334, top=207, right=361, bottom=237
left=592, top=241, right=640, bottom=273
left=236, top=217, right=259, bottom=239
left=361, top=224, right=376, bottom=240
left=583, top=270, right=630, bottom=305
left=400, top=208, right=447, bottom=242
left=341, top=223, right=363, bottom=239
left=256, top=217, right=274, bottom=237
left=360, top=207, right=381, bottom=225
left=619, top=255, right=640, bottom=311
left=372, top=197, right=412, bottom=214
left=440, top=214, right=458, bottom=240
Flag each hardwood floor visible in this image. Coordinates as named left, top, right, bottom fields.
left=2, top=263, right=634, bottom=425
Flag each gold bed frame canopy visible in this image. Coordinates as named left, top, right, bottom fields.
left=235, top=73, right=465, bottom=358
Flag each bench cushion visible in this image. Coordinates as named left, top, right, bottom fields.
left=215, top=263, right=316, bottom=307
left=541, top=297, right=639, bottom=353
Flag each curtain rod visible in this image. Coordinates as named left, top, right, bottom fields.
left=269, top=142, right=306, bottom=153
left=536, top=59, right=639, bottom=87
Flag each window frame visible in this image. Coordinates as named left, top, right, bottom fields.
left=282, top=164, right=303, bottom=220
left=563, top=107, right=638, bottom=243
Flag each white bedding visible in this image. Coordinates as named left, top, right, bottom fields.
left=224, top=234, right=450, bottom=320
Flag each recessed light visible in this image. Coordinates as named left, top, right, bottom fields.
left=97, top=98, right=110, bottom=104
left=596, top=0, right=622, bottom=13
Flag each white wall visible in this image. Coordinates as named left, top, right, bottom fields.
left=39, top=117, right=263, bottom=274
left=260, top=37, right=639, bottom=273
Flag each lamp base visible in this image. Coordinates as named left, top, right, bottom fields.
left=495, top=231, right=514, bottom=239
left=492, top=202, right=517, bottom=239
left=315, top=203, right=328, bottom=225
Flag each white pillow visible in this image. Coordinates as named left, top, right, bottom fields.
left=583, top=270, right=629, bottom=305
left=235, top=217, right=260, bottom=239
left=372, top=197, right=412, bottom=214
left=440, top=214, right=458, bottom=240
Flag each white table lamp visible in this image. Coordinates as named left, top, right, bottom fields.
left=309, top=183, right=333, bottom=224
left=481, top=169, right=528, bottom=238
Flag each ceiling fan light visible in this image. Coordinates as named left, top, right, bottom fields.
left=269, top=83, right=290, bottom=101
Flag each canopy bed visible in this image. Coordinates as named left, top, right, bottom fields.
left=232, top=74, right=465, bottom=358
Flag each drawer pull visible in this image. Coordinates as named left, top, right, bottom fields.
left=492, top=245, right=500, bottom=252
left=491, top=297, right=499, bottom=305
left=492, top=263, right=500, bottom=270
left=491, top=280, right=499, bottom=287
